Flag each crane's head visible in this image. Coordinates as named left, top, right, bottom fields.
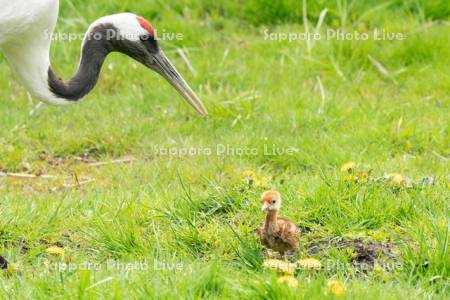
left=261, top=191, right=281, bottom=213
left=88, top=13, right=208, bottom=116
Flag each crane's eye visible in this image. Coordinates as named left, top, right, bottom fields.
left=140, top=35, right=151, bottom=42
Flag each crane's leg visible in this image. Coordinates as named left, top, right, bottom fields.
left=0, top=254, right=8, bottom=270
left=284, top=250, right=297, bottom=263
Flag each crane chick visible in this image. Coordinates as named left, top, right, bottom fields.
left=257, top=191, right=299, bottom=257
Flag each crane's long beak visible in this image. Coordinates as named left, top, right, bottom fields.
left=151, top=51, right=208, bottom=116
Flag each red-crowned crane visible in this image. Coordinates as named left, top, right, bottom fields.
left=0, top=0, right=208, bottom=115
left=0, top=0, right=208, bottom=271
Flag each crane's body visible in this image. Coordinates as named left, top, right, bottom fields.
left=0, top=1, right=58, bottom=44
left=0, top=0, right=59, bottom=104
left=0, top=0, right=207, bottom=115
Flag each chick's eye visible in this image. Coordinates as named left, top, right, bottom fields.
left=271, top=200, right=276, bottom=204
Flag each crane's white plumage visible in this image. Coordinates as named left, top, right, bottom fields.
left=0, top=0, right=60, bottom=103
left=0, top=0, right=208, bottom=115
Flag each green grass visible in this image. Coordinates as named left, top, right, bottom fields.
left=0, top=0, right=449, bottom=299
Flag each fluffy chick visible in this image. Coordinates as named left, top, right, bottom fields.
left=257, top=191, right=299, bottom=256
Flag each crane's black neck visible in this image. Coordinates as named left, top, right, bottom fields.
left=48, top=24, right=116, bottom=101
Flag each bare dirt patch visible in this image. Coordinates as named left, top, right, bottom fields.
left=309, top=237, right=397, bottom=270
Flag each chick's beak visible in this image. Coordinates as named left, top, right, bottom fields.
left=261, top=203, right=269, bottom=213
left=149, top=51, right=208, bottom=116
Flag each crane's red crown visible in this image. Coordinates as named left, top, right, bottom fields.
left=137, top=16, right=155, bottom=36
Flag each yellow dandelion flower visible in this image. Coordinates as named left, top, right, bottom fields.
left=263, top=259, right=296, bottom=274
left=344, top=172, right=370, bottom=184
left=343, top=175, right=358, bottom=183
left=356, top=172, right=369, bottom=183
left=340, top=161, right=356, bottom=173
left=386, top=173, right=406, bottom=186
left=6, top=262, right=20, bottom=274
left=46, top=246, right=65, bottom=257
left=327, top=279, right=345, bottom=297
left=242, top=171, right=270, bottom=187
left=242, top=170, right=257, bottom=179
left=242, top=170, right=257, bottom=185
left=297, top=258, right=322, bottom=270
left=277, top=275, right=298, bottom=288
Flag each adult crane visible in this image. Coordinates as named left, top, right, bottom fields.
left=0, top=0, right=208, bottom=270
left=0, top=0, right=208, bottom=115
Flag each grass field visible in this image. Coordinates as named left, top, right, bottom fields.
left=0, top=0, right=449, bottom=298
